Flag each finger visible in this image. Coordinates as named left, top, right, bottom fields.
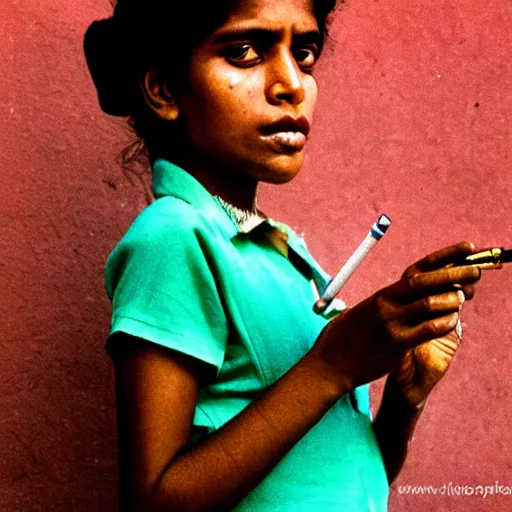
left=422, top=330, right=460, bottom=354
left=405, top=241, right=475, bottom=275
left=392, top=312, right=460, bottom=347
left=313, top=298, right=327, bottom=314
left=461, top=284, right=475, bottom=301
left=399, top=291, right=464, bottom=325
left=455, top=319, right=463, bottom=341
left=440, top=329, right=460, bottom=348
left=392, top=265, right=481, bottom=302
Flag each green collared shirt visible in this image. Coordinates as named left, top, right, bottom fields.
left=105, top=158, right=389, bottom=511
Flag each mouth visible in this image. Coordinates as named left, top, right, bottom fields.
left=260, top=131, right=307, bottom=152
left=259, top=116, right=311, bottom=153
left=261, top=115, right=311, bottom=136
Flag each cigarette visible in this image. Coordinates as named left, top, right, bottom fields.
left=455, top=247, right=512, bottom=269
left=313, top=214, right=392, bottom=314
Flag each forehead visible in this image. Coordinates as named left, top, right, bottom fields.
left=222, top=0, right=318, bottom=31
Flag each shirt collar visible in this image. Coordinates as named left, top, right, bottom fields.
left=152, top=158, right=332, bottom=290
left=213, top=195, right=267, bottom=234
left=152, top=158, right=239, bottom=239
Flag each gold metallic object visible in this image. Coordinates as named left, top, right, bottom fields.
left=463, top=248, right=503, bottom=269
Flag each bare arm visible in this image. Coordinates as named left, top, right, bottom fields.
left=373, top=243, right=479, bottom=483
left=114, top=335, right=343, bottom=512
left=372, top=377, right=424, bottom=484
left=115, top=242, right=481, bottom=511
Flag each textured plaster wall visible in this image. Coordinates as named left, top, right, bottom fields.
left=1, top=0, right=510, bottom=511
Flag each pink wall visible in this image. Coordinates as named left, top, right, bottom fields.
left=1, top=0, right=510, bottom=510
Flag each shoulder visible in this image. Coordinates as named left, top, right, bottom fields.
left=104, top=196, right=224, bottom=299
left=112, top=195, right=229, bottom=260
left=126, top=196, right=204, bottom=243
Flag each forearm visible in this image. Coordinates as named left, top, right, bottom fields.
left=147, top=355, right=344, bottom=512
left=372, top=376, right=424, bottom=484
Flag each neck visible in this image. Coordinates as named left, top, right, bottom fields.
left=175, top=152, right=259, bottom=212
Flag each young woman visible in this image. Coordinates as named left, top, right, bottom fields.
left=84, top=0, right=481, bottom=510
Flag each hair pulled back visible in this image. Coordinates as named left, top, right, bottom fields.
left=84, top=0, right=340, bottom=168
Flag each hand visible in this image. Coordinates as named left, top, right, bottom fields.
left=307, top=242, right=481, bottom=395
left=389, top=330, right=461, bottom=407
left=387, top=248, right=476, bottom=407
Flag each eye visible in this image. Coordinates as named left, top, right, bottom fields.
left=224, top=44, right=262, bottom=67
left=294, top=46, right=318, bottom=70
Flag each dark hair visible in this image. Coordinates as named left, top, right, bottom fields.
left=85, top=0, right=341, bottom=171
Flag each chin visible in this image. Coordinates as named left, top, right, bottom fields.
left=262, top=171, right=299, bottom=184
left=252, top=154, right=304, bottom=184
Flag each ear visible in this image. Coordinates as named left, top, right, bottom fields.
left=139, top=69, right=179, bottom=121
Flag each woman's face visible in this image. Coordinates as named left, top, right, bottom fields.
left=176, top=0, right=320, bottom=184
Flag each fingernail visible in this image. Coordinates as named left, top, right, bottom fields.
left=313, top=299, right=326, bottom=314
left=457, top=290, right=465, bottom=306
left=455, top=318, right=463, bottom=339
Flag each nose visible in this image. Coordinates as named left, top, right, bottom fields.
left=266, top=48, right=306, bottom=106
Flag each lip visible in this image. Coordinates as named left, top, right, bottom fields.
left=260, top=115, right=311, bottom=137
left=260, top=131, right=307, bottom=153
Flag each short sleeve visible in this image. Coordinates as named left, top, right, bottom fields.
left=104, top=207, right=228, bottom=370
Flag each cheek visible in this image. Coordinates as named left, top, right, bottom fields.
left=214, top=75, right=261, bottom=123
left=222, top=70, right=260, bottom=102
left=305, top=76, right=318, bottom=111
left=204, top=68, right=258, bottom=113
left=229, top=75, right=241, bottom=89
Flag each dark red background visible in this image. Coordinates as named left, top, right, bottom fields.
left=1, top=0, right=511, bottom=510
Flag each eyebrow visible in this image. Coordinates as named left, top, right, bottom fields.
left=211, top=27, right=321, bottom=46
